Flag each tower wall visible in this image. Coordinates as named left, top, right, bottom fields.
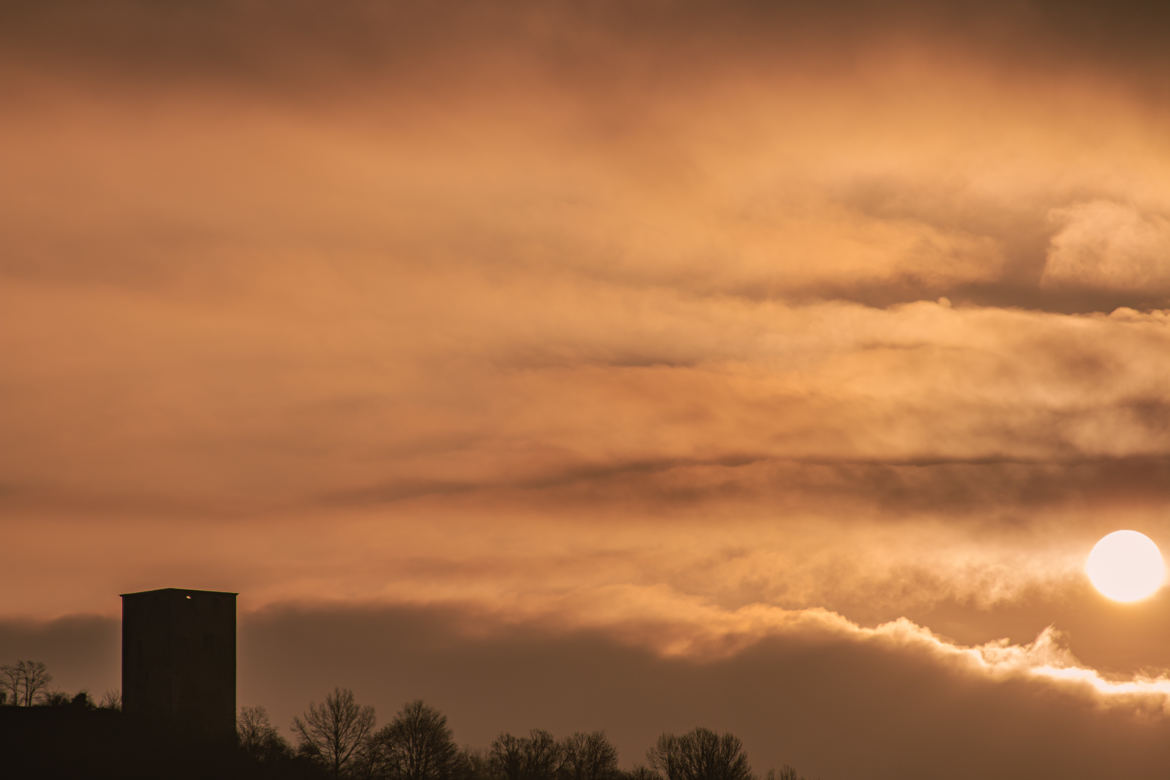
left=121, top=588, right=236, bottom=744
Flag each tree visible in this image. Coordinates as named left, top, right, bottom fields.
left=490, top=730, right=563, bottom=780
left=765, top=767, right=806, bottom=780
left=240, top=705, right=293, bottom=763
left=647, top=728, right=752, bottom=780
left=69, top=690, right=94, bottom=709
left=0, top=660, right=52, bottom=706
left=98, top=689, right=122, bottom=710
left=367, top=700, right=460, bottom=780
left=456, top=747, right=492, bottom=780
left=622, top=768, right=661, bottom=780
left=293, top=687, right=376, bottom=778
left=490, top=733, right=527, bottom=780
left=560, top=732, right=619, bottom=780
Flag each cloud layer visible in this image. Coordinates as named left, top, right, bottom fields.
left=8, top=602, right=1170, bottom=779
left=4, top=3, right=1170, bottom=776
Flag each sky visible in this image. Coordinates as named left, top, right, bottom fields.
left=4, top=1, right=1170, bottom=776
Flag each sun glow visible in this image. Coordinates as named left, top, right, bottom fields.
left=1086, top=530, right=1166, bottom=603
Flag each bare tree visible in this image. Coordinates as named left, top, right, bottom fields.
left=1, top=663, right=16, bottom=706
left=765, top=767, right=806, bottom=780
left=457, top=747, right=492, bottom=780
left=622, top=768, right=661, bottom=780
left=647, top=728, right=752, bottom=780
left=367, top=700, right=460, bottom=780
left=293, top=687, right=376, bottom=778
left=490, top=733, right=527, bottom=780
left=490, top=730, right=563, bottom=780
left=560, top=732, right=619, bottom=780
left=240, top=704, right=277, bottom=748
left=239, top=704, right=292, bottom=762
left=99, top=689, right=122, bottom=710
left=0, top=660, right=53, bottom=706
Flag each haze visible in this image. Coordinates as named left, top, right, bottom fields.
left=4, top=2, right=1170, bottom=777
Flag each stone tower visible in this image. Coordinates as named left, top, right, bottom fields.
left=121, top=588, right=236, bottom=744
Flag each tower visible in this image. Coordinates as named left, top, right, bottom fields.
left=120, top=588, right=236, bottom=744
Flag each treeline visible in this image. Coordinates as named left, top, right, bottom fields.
left=0, top=658, right=121, bottom=709
left=252, top=687, right=812, bottom=780
left=2, top=659, right=812, bottom=780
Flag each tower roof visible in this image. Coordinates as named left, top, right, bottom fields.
left=120, top=588, right=237, bottom=598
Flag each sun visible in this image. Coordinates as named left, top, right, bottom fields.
left=1086, top=530, right=1166, bottom=602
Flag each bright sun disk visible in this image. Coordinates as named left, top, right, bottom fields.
left=1086, top=530, right=1166, bottom=602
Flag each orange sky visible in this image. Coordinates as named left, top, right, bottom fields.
left=5, top=2, right=1170, bottom=777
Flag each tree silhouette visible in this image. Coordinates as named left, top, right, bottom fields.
left=456, top=747, right=492, bottom=780
left=69, top=691, right=94, bottom=709
left=366, top=700, right=460, bottom=780
left=490, top=733, right=527, bottom=780
left=240, top=705, right=293, bottom=763
left=622, top=767, right=661, bottom=780
left=764, top=766, right=807, bottom=780
left=560, top=732, right=619, bottom=780
left=293, top=687, right=376, bottom=779
left=490, top=729, right=563, bottom=780
left=1, top=659, right=53, bottom=706
left=647, top=728, right=752, bottom=780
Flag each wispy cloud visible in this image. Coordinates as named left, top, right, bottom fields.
left=6, top=8, right=1170, bottom=776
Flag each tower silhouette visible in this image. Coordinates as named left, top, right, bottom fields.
left=121, top=588, right=236, bottom=744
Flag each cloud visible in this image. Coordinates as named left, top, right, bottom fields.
left=5, top=286, right=1170, bottom=625
left=6, top=1, right=1170, bottom=92
left=1043, top=201, right=1170, bottom=296
left=8, top=601, right=1170, bottom=778
left=229, top=602, right=1170, bottom=779
left=8, top=1, right=1170, bottom=741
